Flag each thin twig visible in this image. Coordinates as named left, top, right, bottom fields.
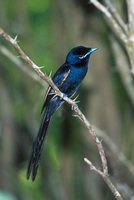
left=0, top=27, right=123, bottom=200
left=84, top=158, right=123, bottom=200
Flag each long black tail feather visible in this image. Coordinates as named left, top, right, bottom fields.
left=27, top=114, right=50, bottom=181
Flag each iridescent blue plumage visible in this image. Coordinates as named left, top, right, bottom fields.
left=27, top=46, right=97, bottom=181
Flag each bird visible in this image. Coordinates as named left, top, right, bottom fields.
left=27, top=46, right=97, bottom=181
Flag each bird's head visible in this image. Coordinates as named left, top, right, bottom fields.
left=66, top=46, right=97, bottom=66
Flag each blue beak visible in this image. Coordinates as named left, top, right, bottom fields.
left=90, top=47, right=98, bottom=54
left=79, top=47, right=98, bottom=59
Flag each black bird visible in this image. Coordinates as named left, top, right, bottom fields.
left=27, top=46, right=97, bottom=181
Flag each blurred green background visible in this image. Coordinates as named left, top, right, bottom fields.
left=0, top=0, right=134, bottom=200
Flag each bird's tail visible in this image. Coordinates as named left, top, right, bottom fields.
left=27, top=111, right=50, bottom=181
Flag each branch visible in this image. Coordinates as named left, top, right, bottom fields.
left=72, top=105, right=108, bottom=174
left=0, top=28, right=123, bottom=200
left=90, top=0, right=128, bottom=45
left=126, top=0, right=134, bottom=74
left=103, top=0, right=128, bottom=36
left=95, top=127, right=134, bottom=176
left=84, top=158, right=123, bottom=200
left=127, top=0, right=134, bottom=35
left=111, top=38, right=134, bottom=107
left=90, top=0, right=134, bottom=74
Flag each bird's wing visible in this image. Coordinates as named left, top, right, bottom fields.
left=41, top=64, right=70, bottom=113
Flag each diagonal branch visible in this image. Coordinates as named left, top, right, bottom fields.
left=103, top=0, right=128, bottom=36
left=90, top=0, right=128, bottom=45
left=72, top=104, right=108, bottom=175
left=84, top=158, right=122, bottom=200
left=0, top=27, right=123, bottom=200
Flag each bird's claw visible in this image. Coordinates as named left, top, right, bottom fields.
left=71, top=103, right=78, bottom=111
left=71, top=94, right=80, bottom=110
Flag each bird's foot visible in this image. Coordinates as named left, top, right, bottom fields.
left=71, top=96, right=79, bottom=111
left=71, top=103, right=78, bottom=111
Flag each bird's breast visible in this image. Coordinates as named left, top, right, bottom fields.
left=61, top=66, right=88, bottom=96
left=69, top=66, right=87, bottom=84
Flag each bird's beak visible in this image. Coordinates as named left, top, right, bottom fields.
left=85, top=47, right=98, bottom=56
left=79, top=47, right=98, bottom=59
left=90, top=47, right=98, bottom=54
